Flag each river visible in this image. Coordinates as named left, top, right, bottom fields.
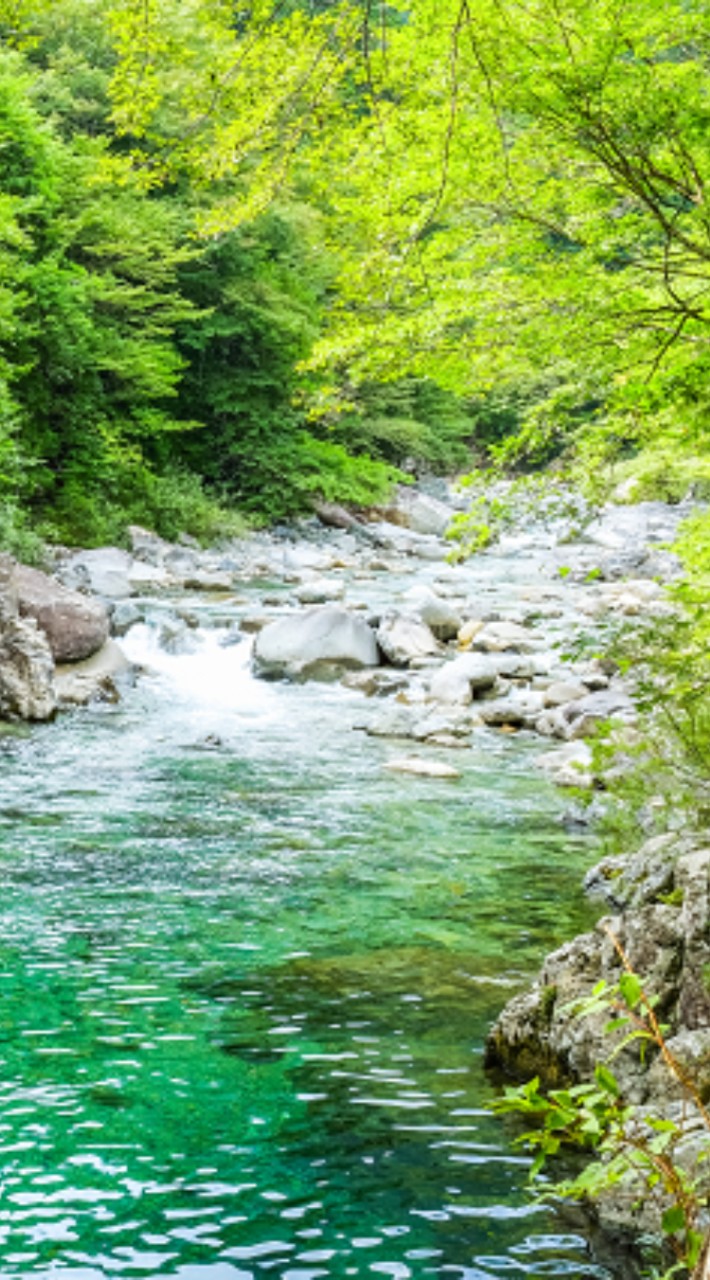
left=0, top=535, right=617, bottom=1279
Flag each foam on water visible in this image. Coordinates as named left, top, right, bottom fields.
left=121, top=623, right=274, bottom=717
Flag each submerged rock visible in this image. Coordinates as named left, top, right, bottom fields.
left=383, top=755, right=460, bottom=778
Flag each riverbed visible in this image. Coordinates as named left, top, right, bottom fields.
left=0, top=528, right=625, bottom=1279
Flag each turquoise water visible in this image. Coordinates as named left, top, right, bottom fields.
left=0, top=622, right=608, bottom=1279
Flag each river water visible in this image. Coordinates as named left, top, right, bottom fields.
left=0, top=544, right=614, bottom=1280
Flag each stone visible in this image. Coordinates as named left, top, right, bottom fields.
left=457, top=618, right=485, bottom=648
left=561, top=688, right=636, bottom=739
left=486, top=843, right=710, bottom=1130
left=583, top=501, right=686, bottom=552
left=0, top=611, right=56, bottom=721
left=472, top=620, right=538, bottom=653
left=295, top=577, right=346, bottom=605
left=387, top=488, right=454, bottom=537
left=428, top=653, right=500, bottom=704
left=239, top=613, right=271, bottom=634
left=383, top=755, right=460, bottom=778
left=281, top=545, right=333, bottom=573
left=181, top=570, right=234, bottom=592
left=363, top=705, right=417, bottom=738
left=313, top=500, right=360, bottom=530
left=54, top=640, right=134, bottom=707
left=253, top=606, right=379, bottom=679
left=342, top=669, right=410, bottom=697
left=477, top=689, right=545, bottom=728
left=376, top=613, right=440, bottom=666
left=543, top=679, right=589, bottom=708
left=536, top=741, right=594, bottom=788
left=584, top=833, right=681, bottom=910
left=126, top=525, right=172, bottom=565
left=14, top=563, right=109, bottom=662
left=110, top=602, right=143, bottom=636
left=401, top=585, right=463, bottom=640
left=410, top=709, right=472, bottom=740
left=57, top=547, right=134, bottom=599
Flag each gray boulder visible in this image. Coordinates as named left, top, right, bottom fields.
left=253, top=606, right=379, bottom=680
left=377, top=613, right=440, bottom=666
left=390, top=488, right=454, bottom=536
left=477, top=689, right=545, bottom=728
left=402, top=585, right=462, bottom=640
left=536, top=741, right=594, bottom=788
left=14, top=563, right=109, bottom=663
left=58, top=547, right=134, bottom=600
left=428, top=653, right=499, bottom=704
left=472, top=620, right=538, bottom=653
left=0, top=557, right=55, bottom=720
left=0, top=611, right=56, bottom=721
left=542, top=679, right=589, bottom=708
left=561, top=688, right=636, bottom=739
left=486, top=841, right=710, bottom=1107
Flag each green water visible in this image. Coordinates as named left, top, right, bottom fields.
left=0, top=626, right=609, bottom=1279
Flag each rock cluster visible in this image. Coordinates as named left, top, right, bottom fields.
left=485, top=834, right=710, bottom=1234
left=0, top=553, right=126, bottom=717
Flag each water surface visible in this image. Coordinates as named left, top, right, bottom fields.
left=0, top=607, right=608, bottom=1279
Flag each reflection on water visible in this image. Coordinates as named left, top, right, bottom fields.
left=0, top=617, right=613, bottom=1278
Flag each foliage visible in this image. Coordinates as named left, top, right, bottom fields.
left=494, top=938, right=710, bottom=1278
left=446, top=471, right=590, bottom=561
left=568, top=531, right=710, bottom=856
left=314, top=377, right=475, bottom=473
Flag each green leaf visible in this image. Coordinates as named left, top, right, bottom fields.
left=661, top=1205, right=686, bottom=1236
left=618, top=973, right=643, bottom=1010
left=594, top=1064, right=620, bottom=1097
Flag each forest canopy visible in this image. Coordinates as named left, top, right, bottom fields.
left=0, top=0, right=709, bottom=546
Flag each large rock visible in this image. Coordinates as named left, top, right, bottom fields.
left=536, top=687, right=636, bottom=740
left=14, top=563, right=109, bottom=663
left=252, top=606, right=379, bottom=680
left=583, top=501, right=687, bottom=552
left=0, top=613, right=56, bottom=721
left=0, top=557, right=55, bottom=720
left=486, top=840, right=710, bottom=1106
left=376, top=613, right=440, bottom=666
left=389, top=489, right=454, bottom=537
